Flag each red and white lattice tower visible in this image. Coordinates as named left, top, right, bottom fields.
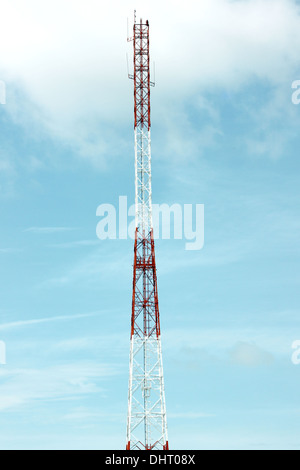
left=126, top=13, right=169, bottom=451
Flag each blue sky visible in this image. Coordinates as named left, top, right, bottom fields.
left=1, top=0, right=300, bottom=450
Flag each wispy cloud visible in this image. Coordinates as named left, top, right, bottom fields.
left=61, top=407, right=123, bottom=423
left=0, top=312, right=101, bottom=331
left=164, top=324, right=296, bottom=361
left=0, top=151, right=17, bottom=198
left=24, top=227, right=77, bottom=234
left=0, top=248, right=19, bottom=254
left=0, top=361, right=118, bottom=412
left=157, top=238, right=251, bottom=275
left=168, top=411, right=215, bottom=419
left=244, top=86, right=300, bottom=160
left=51, top=331, right=128, bottom=358
left=48, top=240, right=99, bottom=249
left=39, top=245, right=131, bottom=287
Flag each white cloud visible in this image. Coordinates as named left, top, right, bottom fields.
left=1, top=0, right=300, bottom=164
left=243, top=85, right=300, bottom=159
left=164, top=325, right=295, bottom=359
left=0, top=361, right=116, bottom=412
left=0, top=150, right=16, bottom=196
left=229, top=341, right=274, bottom=366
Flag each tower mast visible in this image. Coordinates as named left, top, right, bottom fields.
left=126, top=13, right=169, bottom=451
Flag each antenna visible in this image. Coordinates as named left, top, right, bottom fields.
left=125, top=13, right=169, bottom=451
left=126, top=52, right=133, bottom=80
left=150, top=61, right=156, bottom=88
left=127, top=10, right=136, bottom=42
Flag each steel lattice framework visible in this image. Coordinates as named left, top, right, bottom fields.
left=126, top=14, right=169, bottom=451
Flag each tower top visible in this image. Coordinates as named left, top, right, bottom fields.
left=128, top=12, right=154, bottom=131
